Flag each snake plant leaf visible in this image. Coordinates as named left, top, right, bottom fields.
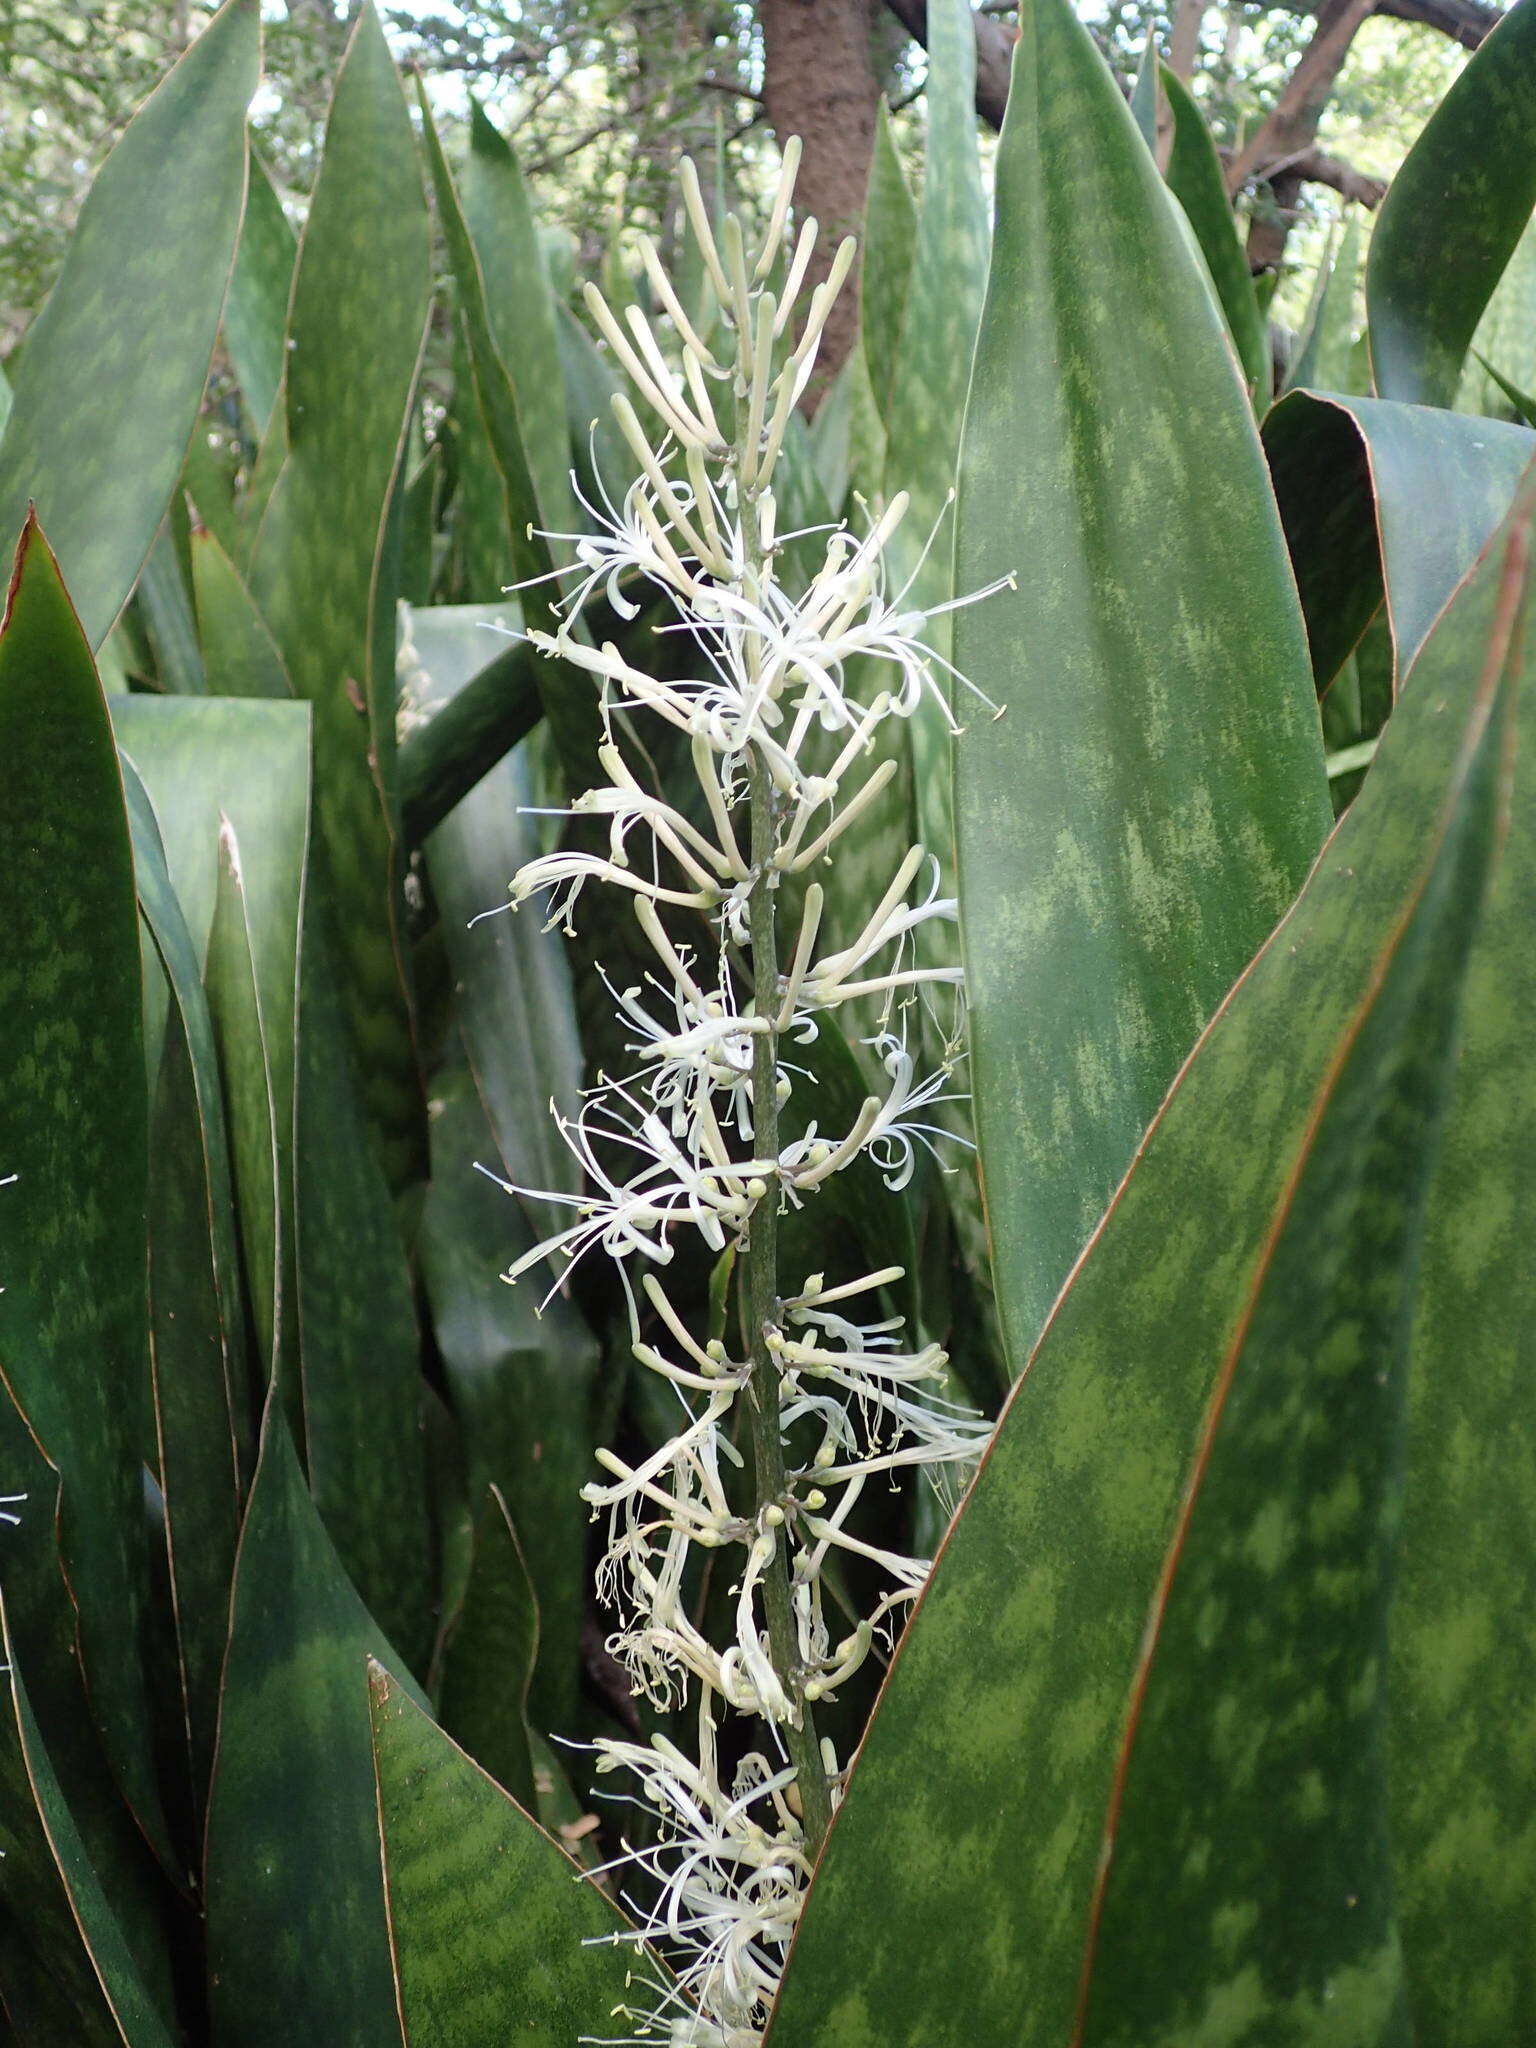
left=370, top=1668, right=648, bottom=2045
left=1474, top=349, right=1536, bottom=429
left=770, top=441, right=1529, bottom=2048
left=136, top=521, right=207, bottom=694
left=1389, top=470, right=1536, bottom=2044
left=1367, top=0, right=1536, bottom=407
left=0, top=1603, right=176, bottom=2048
left=1285, top=213, right=1362, bottom=396
left=0, top=0, right=257, bottom=649
left=120, top=755, right=250, bottom=1804
left=0, top=517, right=173, bottom=1868
left=418, top=1071, right=597, bottom=1738
left=293, top=904, right=434, bottom=1671
left=952, top=0, right=1330, bottom=1372
left=409, top=603, right=583, bottom=1218
left=435, top=1485, right=540, bottom=1810
left=1161, top=65, right=1270, bottom=401
left=553, top=297, right=635, bottom=518
left=463, top=101, right=577, bottom=551
left=248, top=0, right=432, bottom=1188
left=206, top=819, right=286, bottom=1395
left=882, top=0, right=989, bottom=841
left=204, top=1393, right=429, bottom=2046
left=190, top=526, right=291, bottom=698
left=398, top=632, right=541, bottom=844
left=860, top=98, right=919, bottom=424
left=110, top=697, right=310, bottom=1388
left=223, top=151, right=296, bottom=437
left=1130, top=37, right=1159, bottom=150
left=1264, top=391, right=1536, bottom=690
left=416, top=82, right=603, bottom=794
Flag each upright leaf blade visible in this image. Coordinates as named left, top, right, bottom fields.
left=770, top=462, right=1531, bottom=2048
left=248, top=1, right=432, bottom=1184
left=953, top=0, right=1330, bottom=1368
left=370, top=1670, right=648, bottom=2046
left=1161, top=65, right=1269, bottom=400
left=223, top=151, right=296, bottom=436
left=0, top=518, right=171, bottom=1864
left=204, top=1397, right=428, bottom=2046
left=860, top=100, right=919, bottom=424
left=1367, top=0, right=1536, bottom=407
left=0, top=0, right=258, bottom=647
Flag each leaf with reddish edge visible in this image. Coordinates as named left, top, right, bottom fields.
left=767, top=473, right=1533, bottom=2048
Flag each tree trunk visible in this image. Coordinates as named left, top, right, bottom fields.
left=759, top=0, right=884, bottom=403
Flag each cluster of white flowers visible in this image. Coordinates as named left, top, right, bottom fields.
left=492, top=142, right=1004, bottom=2047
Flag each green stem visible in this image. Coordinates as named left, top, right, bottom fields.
left=744, top=746, right=833, bottom=1858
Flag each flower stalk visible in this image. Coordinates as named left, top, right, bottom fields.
left=492, top=137, right=1007, bottom=2047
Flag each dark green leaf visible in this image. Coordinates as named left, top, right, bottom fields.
left=1264, top=390, right=1536, bottom=690
left=190, top=526, right=291, bottom=698
left=436, top=1486, right=539, bottom=1809
left=0, top=517, right=172, bottom=1866
left=1367, top=0, right=1536, bottom=407
left=464, top=101, right=577, bottom=548
left=248, top=1, right=432, bottom=1186
left=1474, top=348, right=1536, bottom=429
left=0, top=1603, right=175, bottom=2047
left=136, top=520, right=207, bottom=694
left=204, top=1397, right=428, bottom=2046
left=398, top=611, right=541, bottom=845
left=418, top=1073, right=597, bottom=1739
left=1161, top=65, right=1269, bottom=400
left=1390, top=477, right=1536, bottom=2043
left=415, top=83, right=603, bottom=793
left=223, top=151, right=296, bottom=437
left=953, top=0, right=1329, bottom=1368
left=860, top=99, right=918, bottom=423
left=1129, top=37, right=1159, bottom=149
left=0, top=0, right=258, bottom=647
left=370, top=1668, right=647, bottom=2045
left=770, top=441, right=1530, bottom=2048
left=121, top=754, right=251, bottom=1808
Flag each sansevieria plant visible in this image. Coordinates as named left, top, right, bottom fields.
left=0, top=0, right=1532, bottom=2044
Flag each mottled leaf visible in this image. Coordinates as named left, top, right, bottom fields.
left=370, top=1668, right=648, bottom=2046
left=860, top=99, right=919, bottom=423
left=204, top=1396, right=428, bottom=2046
left=436, top=1485, right=539, bottom=1809
left=0, top=518, right=172, bottom=1865
left=770, top=426, right=1529, bottom=2048
left=248, top=1, right=431, bottom=1185
left=1367, top=0, right=1536, bottom=407
left=190, top=526, right=291, bottom=698
left=953, top=1, right=1329, bottom=1368
left=223, top=151, right=296, bottom=437
left=0, top=0, right=257, bottom=647
left=1162, top=65, right=1269, bottom=400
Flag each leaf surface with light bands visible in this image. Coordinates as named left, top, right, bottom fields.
left=435, top=1486, right=539, bottom=1810
left=1161, top=64, right=1269, bottom=400
left=1367, top=0, right=1536, bottom=407
left=223, top=151, right=296, bottom=436
left=121, top=755, right=250, bottom=1808
left=204, top=1398, right=427, bottom=2047
left=0, top=1604, right=175, bottom=2048
left=416, top=85, right=602, bottom=793
left=952, top=0, right=1330, bottom=1370
left=248, top=2, right=431, bottom=1185
left=1389, top=471, right=1536, bottom=2044
left=190, top=526, right=291, bottom=698
left=370, top=1669, right=646, bottom=2046
left=1265, top=390, right=1535, bottom=690
left=0, top=0, right=257, bottom=647
left=769, top=445, right=1530, bottom=2048
left=463, top=102, right=576, bottom=551
left=0, top=518, right=170, bottom=1864
left=860, top=100, right=919, bottom=424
